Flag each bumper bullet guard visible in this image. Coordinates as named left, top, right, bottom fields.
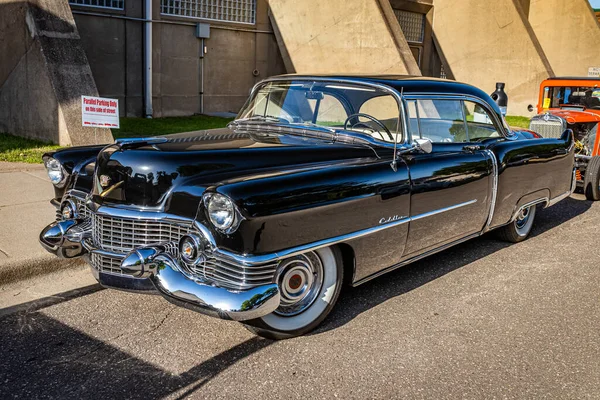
left=39, top=219, right=281, bottom=321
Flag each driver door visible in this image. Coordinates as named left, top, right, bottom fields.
left=402, top=98, right=494, bottom=257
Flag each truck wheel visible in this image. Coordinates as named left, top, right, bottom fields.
left=243, top=246, right=343, bottom=340
left=583, top=156, right=600, bottom=201
left=496, top=204, right=537, bottom=243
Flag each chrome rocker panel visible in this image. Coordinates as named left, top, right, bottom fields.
left=39, top=219, right=281, bottom=321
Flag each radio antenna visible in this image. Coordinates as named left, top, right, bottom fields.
left=390, top=86, right=403, bottom=172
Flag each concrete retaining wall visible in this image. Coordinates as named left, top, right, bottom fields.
left=433, top=0, right=554, bottom=116
left=0, top=0, right=112, bottom=145
left=267, top=0, right=420, bottom=75
left=528, top=0, right=600, bottom=77
left=71, top=0, right=285, bottom=118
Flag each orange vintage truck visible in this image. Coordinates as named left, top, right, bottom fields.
left=529, top=77, right=600, bottom=200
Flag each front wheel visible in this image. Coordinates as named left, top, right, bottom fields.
left=243, top=246, right=343, bottom=340
left=496, top=204, right=537, bottom=243
left=584, top=156, right=600, bottom=201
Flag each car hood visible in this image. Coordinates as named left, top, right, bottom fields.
left=546, top=109, right=600, bottom=124
left=91, top=128, right=379, bottom=211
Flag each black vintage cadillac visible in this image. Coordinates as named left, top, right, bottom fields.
left=40, top=75, right=575, bottom=339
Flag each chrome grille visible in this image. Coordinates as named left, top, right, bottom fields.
left=90, top=252, right=124, bottom=275
left=75, top=198, right=92, bottom=219
left=55, top=197, right=92, bottom=220
left=92, top=213, right=193, bottom=253
left=529, top=114, right=566, bottom=139
left=186, top=256, right=278, bottom=290
left=78, top=205, right=277, bottom=289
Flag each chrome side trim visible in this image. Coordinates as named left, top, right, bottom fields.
left=483, top=149, right=499, bottom=231
left=409, top=199, right=477, bottom=222
left=214, top=200, right=478, bottom=266
left=510, top=198, right=548, bottom=222
left=353, top=232, right=481, bottom=286
left=547, top=192, right=570, bottom=207
left=215, top=216, right=411, bottom=267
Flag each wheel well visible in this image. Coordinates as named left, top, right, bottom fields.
left=335, top=243, right=355, bottom=286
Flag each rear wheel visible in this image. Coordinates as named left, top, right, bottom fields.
left=583, top=156, right=600, bottom=201
left=243, top=246, right=343, bottom=340
left=496, top=204, right=537, bottom=243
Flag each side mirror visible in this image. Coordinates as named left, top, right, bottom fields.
left=414, top=138, right=433, bottom=154
left=391, top=137, right=433, bottom=171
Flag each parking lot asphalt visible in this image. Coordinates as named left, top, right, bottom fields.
left=1, top=193, right=599, bottom=399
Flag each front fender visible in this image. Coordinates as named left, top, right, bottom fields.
left=44, top=145, right=105, bottom=200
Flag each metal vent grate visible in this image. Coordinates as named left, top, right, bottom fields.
left=69, top=0, right=124, bottom=10
left=161, top=0, right=256, bottom=24
left=393, top=9, right=425, bottom=43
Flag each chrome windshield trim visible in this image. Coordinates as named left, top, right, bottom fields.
left=245, top=76, right=409, bottom=147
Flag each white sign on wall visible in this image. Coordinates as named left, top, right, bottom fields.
left=81, top=95, right=119, bottom=128
left=588, top=67, right=600, bottom=78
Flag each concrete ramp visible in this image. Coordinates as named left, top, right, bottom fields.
left=268, top=0, right=421, bottom=75
left=528, top=0, right=600, bottom=77
left=0, top=0, right=112, bottom=146
left=433, top=0, right=553, bottom=116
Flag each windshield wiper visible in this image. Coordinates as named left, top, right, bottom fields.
left=299, top=122, right=336, bottom=133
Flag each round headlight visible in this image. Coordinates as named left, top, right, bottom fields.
left=206, top=193, right=235, bottom=231
left=45, top=158, right=65, bottom=186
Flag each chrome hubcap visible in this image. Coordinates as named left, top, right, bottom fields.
left=275, top=252, right=324, bottom=316
left=516, top=207, right=530, bottom=229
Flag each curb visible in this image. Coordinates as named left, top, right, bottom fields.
left=0, top=255, right=86, bottom=286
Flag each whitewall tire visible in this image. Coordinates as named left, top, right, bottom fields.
left=243, top=246, right=344, bottom=340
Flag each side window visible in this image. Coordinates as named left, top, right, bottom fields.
left=463, top=101, right=501, bottom=141
left=414, top=99, right=467, bottom=143
left=358, top=95, right=400, bottom=135
left=407, top=100, right=420, bottom=139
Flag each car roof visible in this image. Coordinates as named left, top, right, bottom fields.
left=267, top=74, right=503, bottom=116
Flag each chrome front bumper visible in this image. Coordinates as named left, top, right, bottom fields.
left=39, top=219, right=281, bottom=321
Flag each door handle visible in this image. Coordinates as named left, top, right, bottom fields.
left=463, top=144, right=483, bottom=152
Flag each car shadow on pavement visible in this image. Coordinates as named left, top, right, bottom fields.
left=316, top=195, right=592, bottom=335
left=0, top=308, right=273, bottom=399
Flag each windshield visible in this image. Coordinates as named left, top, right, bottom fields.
left=543, top=86, right=600, bottom=110
left=236, top=80, right=402, bottom=144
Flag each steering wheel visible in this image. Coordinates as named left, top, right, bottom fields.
left=344, top=113, right=394, bottom=141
